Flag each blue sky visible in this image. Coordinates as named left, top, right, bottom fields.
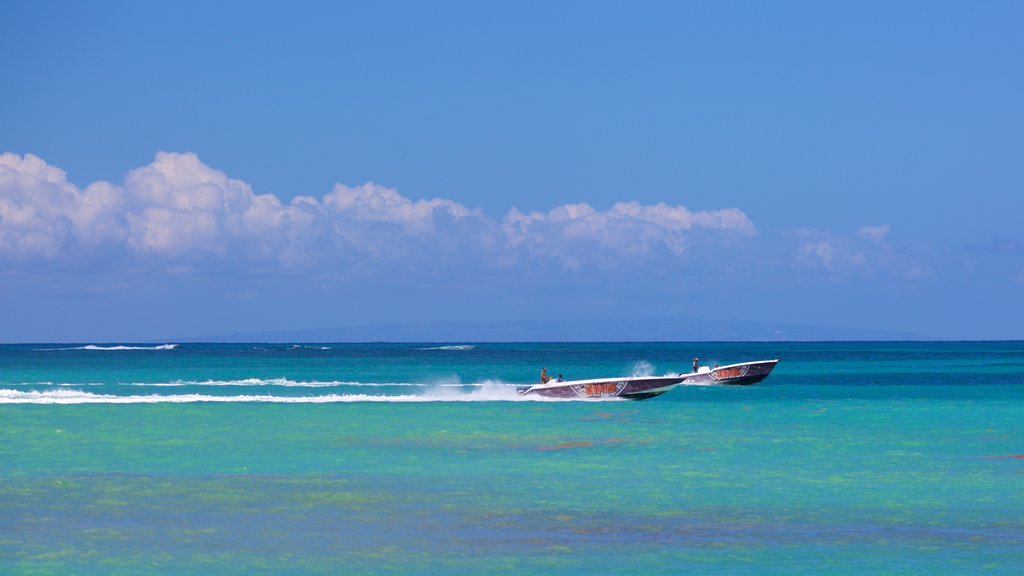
left=1, top=1, right=1022, bottom=341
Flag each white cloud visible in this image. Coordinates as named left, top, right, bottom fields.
left=0, top=152, right=125, bottom=259
left=502, top=201, right=756, bottom=269
left=122, top=152, right=275, bottom=257
left=0, top=151, right=758, bottom=275
left=799, top=239, right=836, bottom=269
left=320, top=182, right=495, bottom=265
left=859, top=224, right=890, bottom=243
left=323, top=182, right=474, bottom=230
left=75, top=181, right=127, bottom=248
left=790, top=225, right=927, bottom=279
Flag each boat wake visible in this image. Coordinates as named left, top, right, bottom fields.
left=13, top=378, right=498, bottom=389
left=122, top=378, right=428, bottom=388
left=0, top=384, right=572, bottom=404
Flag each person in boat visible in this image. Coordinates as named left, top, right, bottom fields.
left=692, top=357, right=699, bottom=372
left=557, top=374, right=563, bottom=382
left=540, top=367, right=552, bottom=384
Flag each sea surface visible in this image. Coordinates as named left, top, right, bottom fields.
left=1, top=341, right=1022, bottom=574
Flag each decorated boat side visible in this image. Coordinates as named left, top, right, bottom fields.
left=517, top=375, right=686, bottom=400
left=683, top=359, right=780, bottom=386
left=517, top=359, right=779, bottom=400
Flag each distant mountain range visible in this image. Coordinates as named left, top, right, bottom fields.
left=180, top=317, right=929, bottom=343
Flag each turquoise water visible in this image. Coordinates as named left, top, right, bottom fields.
left=1, top=342, right=1022, bottom=574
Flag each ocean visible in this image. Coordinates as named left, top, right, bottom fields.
left=1, top=341, right=1022, bottom=574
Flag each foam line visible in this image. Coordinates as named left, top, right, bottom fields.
left=417, top=345, right=475, bottom=351
left=36, top=344, right=180, bottom=351
left=0, top=387, right=569, bottom=404
left=10, top=379, right=504, bottom=389
left=124, top=379, right=427, bottom=388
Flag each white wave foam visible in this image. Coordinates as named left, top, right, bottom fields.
left=0, top=386, right=558, bottom=404
left=9, top=379, right=504, bottom=389
left=126, top=378, right=425, bottom=388
left=423, top=379, right=512, bottom=399
left=418, top=345, right=475, bottom=351
left=38, top=344, right=180, bottom=351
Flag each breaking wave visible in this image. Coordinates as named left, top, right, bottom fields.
left=37, top=344, right=180, bottom=351
left=418, top=345, right=475, bottom=351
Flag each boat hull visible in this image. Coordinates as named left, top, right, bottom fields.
left=517, top=376, right=685, bottom=400
left=684, top=359, right=779, bottom=386
left=516, top=359, right=779, bottom=400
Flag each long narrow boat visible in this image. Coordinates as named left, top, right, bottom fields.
left=517, top=375, right=687, bottom=400
left=516, top=359, right=779, bottom=400
left=684, top=359, right=780, bottom=386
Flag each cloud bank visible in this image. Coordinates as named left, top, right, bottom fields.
left=0, top=152, right=757, bottom=274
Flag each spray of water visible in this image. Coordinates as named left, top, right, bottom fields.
left=630, top=361, right=655, bottom=378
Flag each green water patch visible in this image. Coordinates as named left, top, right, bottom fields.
left=2, top=471, right=1021, bottom=575
left=2, top=394, right=1023, bottom=574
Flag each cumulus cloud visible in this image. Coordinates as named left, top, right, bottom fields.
left=0, top=153, right=124, bottom=259
left=0, top=151, right=756, bottom=275
left=321, top=182, right=500, bottom=268
left=121, top=152, right=258, bottom=256
left=502, top=201, right=756, bottom=270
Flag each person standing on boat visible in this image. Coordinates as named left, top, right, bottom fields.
left=692, top=357, right=699, bottom=373
left=540, top=367, right=551, bottom=384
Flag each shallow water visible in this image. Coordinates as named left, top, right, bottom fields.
left=1, top=342, right=1022, bottom=574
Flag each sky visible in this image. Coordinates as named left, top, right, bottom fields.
left=1, top=0, right=1022, bottom=341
